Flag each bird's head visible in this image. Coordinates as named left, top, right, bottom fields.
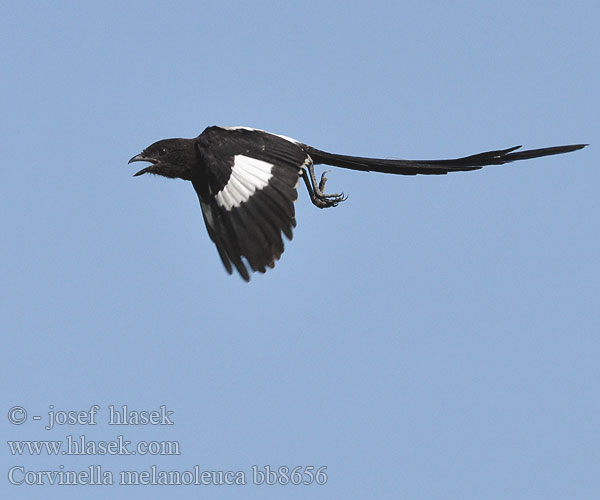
left=128, top=138, right=197, bottom=180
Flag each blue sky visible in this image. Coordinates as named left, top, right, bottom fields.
left=1, top=1, right=598, bottom=499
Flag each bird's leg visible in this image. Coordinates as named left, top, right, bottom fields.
left=302, top=163, right=347, bottom=209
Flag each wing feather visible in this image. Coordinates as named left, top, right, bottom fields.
left=193, top=127, right=307, bottom=280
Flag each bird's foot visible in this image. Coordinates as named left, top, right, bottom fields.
left=310, top=171, right=347, bottom=208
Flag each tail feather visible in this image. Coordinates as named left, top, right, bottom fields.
left=304, top=143, right=587, bottom=176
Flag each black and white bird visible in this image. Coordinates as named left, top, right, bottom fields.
left=129, top=126, right=586, bottom=281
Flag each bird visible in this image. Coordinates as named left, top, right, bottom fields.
left=129, top=126, right=586, bottom=281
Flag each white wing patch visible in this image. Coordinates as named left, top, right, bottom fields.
left=215, top=155, right=273, bottom=210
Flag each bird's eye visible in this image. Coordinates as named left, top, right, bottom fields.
left=158, top=147, right=168, bottom=157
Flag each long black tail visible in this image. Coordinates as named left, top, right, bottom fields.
left=304, top=143, right=587, bottom=176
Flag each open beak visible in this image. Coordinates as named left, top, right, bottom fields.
left=128, top=153, right=157, bottom=176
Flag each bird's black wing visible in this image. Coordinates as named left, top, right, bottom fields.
left=192, top=126, right=308, bottom=281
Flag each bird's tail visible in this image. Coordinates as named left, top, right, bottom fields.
left=303, top=143, right=587, bottom=176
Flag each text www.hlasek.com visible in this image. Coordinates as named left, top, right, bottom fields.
left=8, top=435, right=180, bottom=456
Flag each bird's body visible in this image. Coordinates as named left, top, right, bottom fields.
left=129, top=126, right=586, bottom=281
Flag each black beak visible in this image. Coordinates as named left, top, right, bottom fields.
left=128, top=153, right=156, bottom=176
left=129, top=153, right=154, bottom=164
